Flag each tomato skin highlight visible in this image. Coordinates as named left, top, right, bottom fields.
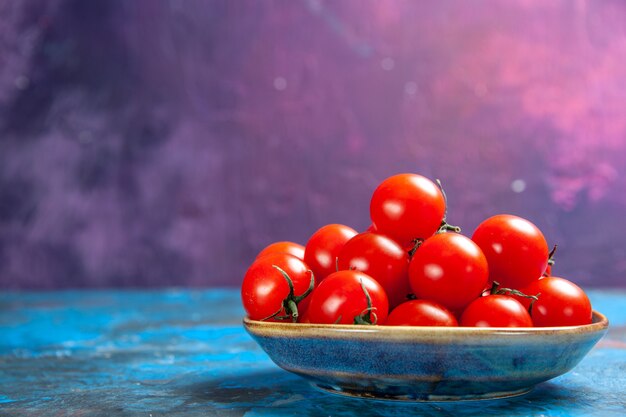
left=256, top=241, right=305, bottom=260
left=385, top=300, right=458, bottom=326
left=306, top=270, right=389, bottom=325
left=241, top=253, right=313, bottom=321
left=409, top=233, right=488, bottom=311
left=370, top=174, right=445, bottom=246
left=522, top=277, right=592, bottom=326
left=304, top=224, right=358, bottom=282
left=472, top=214, right=549, bottom=289
left=337, top=232, right=410, bottom=309
left=460, top=295, right=533, bottom=327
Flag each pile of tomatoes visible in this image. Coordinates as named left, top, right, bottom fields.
left=241, top=173, right=593, bottom=328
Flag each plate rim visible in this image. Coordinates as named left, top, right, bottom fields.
left=243, top=310, right=608, bottom=340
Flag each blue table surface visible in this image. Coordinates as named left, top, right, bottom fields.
left=0, top=289, right=624, bottom=417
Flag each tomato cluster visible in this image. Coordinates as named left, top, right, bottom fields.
left=241, top=173, right=593, bottom=328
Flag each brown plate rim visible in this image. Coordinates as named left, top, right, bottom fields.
left=243, top=310, right=608, bottom=340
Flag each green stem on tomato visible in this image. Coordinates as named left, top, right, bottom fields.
left=548, top=244, right=558, bottom=266
left=353, top=278, right=378, bottom=325
left=258, top=266, right=315, bottom=323
left=408, top=238, right=424, bottom=259
left=544, top=244, right=558, bottom=277
left=490, top=281, right=541, bottom=314
left=435, top=179, right=461, bottom=234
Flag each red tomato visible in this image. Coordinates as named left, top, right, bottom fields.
left=241, top=253, right=314, bottom=322
left=385, top=300, right=458, bottom=326
left=304, top=224, right=358, bottom=282
left=337, top=232, right=410, bottom=309
left=306, top=270, right=389, bottom=325
left=365, top=223, right=378, bottom=233
left=460, top=295, right=533, bottom=327
left=409, top=233, right=488, bottom=311
left=472, top=214, right=549, bottom=289
left=370, top=174, right=445, bottom=246
left=256, top=241, right=305, bottom=260
left=522, top=277, right=592, bottom=326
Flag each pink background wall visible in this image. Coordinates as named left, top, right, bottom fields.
left=0, top=0, right=625, bottom=288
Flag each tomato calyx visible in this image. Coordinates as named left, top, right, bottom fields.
left=435, top=179, right=461, bottom=234
left=407, top=238, right=424, bottom=259
left=260, top=265, right=315, bottom=323
left=544, top=244, right=558, bottom=277
left=353, top=279, right=379, bottom=325
left=438, top=222, right=462, bottom=233
left=489, top=281, right=541, bottom=313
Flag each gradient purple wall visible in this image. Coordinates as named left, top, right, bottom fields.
left=1, top=0, right=625, bottom=288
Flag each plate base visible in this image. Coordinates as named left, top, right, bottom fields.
left=312, top=383, right=533, bottom=402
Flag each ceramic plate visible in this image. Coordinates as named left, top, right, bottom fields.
left=244, top=311, right=608, bottom=401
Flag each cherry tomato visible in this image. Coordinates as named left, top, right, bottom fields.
left=304, top=224, right=358, bottom=282
left=409, top=233, right=488, bottom=311
left=337, top=232, right=410, bottom=309
left=306, top=270, right=389, bottom=325
left=522, top=277, right=592, bottom=326
left=256, top=241, right=305, bottom=260
left=370, top=174, right=445, bottom=246
left=472, top=214, right=549, bottom=289
left=385, top=299, right=458, bottom=326
left=241, top=253, right=314, bottom=322
left=460, top=295, right=533, bottom=327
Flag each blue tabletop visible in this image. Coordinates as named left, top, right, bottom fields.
left=0, top=289, right=624, bottom=416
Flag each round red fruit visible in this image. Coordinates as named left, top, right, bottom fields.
left=337, top=232, right=410, bottom=309
left=370, top=174, right=445, bottom=246
left=256, top=241, right=305, bottom=260
left=460, top=295, right=533, bottom=327
left=241, top=253, right=314, bottom=322
left=306, top=270, right=389, bottom=325
left=304, top=224, right=358, bottom=282
left=409, top=233, right=488, bottom=311
left=472, top=214, right=549, bottom=289
left=385, top=300, right=458, bottom=327
left=523, top=276, right=592, bottom=326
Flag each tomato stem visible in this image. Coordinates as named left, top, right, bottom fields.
left=438, top=222, right=462, bottom=233
left=528, top=292, right=541, bottom=315
left=353, top=278, right=378, bottom=325
left=408, top=238, right=424, bottom=259
left=490, top=281, right=541, bottom=314
left=548, top=244, right=558, bottom=264
left=258, top=265, right=315, bottom=323
left=489, top=281, right=500, bottom=295
left=544, top=244, right=558, bottom=276
left=435, top=179, right=461, bottom=234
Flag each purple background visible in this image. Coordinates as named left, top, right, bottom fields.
left=1, top=0, right=625, bottom=289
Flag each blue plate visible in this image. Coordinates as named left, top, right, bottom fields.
left=243, top=312, right=608, bottom=401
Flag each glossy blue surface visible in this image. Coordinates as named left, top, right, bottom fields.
left=0, top=289, right=625, bottom=415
